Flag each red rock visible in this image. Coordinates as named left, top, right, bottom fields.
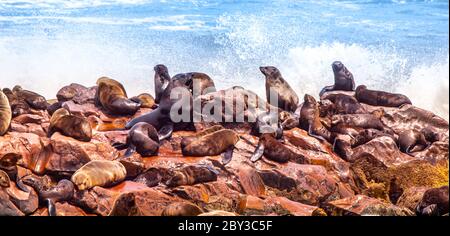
left=12, top=114, right=45, bottom=125
left=265, top=196, right=325, bottom=216
left=237, top=166, right=266, bottom=197
left=55, top=202, right=93, bottom=216
left=5, top=181, right=39, bottom=215
left=0, top=188, right=25, bottom=216
left=412, top=141, right=449, bottom=165
left=62, top=100, right=100, bottom=118
left=396, top=187, right=430, bottom=212
left=325, top=195, right=414, bottom=216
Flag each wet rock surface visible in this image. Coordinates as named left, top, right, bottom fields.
left=0, top=81, right=448, bottom=216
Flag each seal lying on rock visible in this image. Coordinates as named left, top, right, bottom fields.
left=114, top=122, right=160, bottom=157
left=13, top=85, right=49, bottom=110
left=95, top=77, right=141, bottom=115
left=166, top=165, right=218, bottom=188
left=320, top=61, right=355, bottom=96
left=0, top=90, right=12, bottom=136
left=181, top=125, right=240, bottom=165
left=48, top=108, right=92, bottom=142
left=355, top=85, right=412, bottom=107
left=2, top=88, right=30, bottom=117
left=130, top=93, right=157, bottom=109
left=416, top=186, right=449, bottom=216
left=260, top=66, right=299, bottom=113
left=250, top=133, right=310, bottom=164
left=161, top=202, right=204, bottom=216
left=71, top=160, right=127, bottom=190
left=321, top=93, right=366, bottom=115
left=398, top=130, right=429, bottom=154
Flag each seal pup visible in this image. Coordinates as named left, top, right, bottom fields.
left=0, top=90, right=12, bottom=136
left=355, top=85, right=412, bottom=107
left=95, top=77, right=141, bottom=115
left=71, top=160, right=127, bottom=190
left=416, top=186, right=449, bottom=216
left=161, top=202, right=204, bottom=216
left=166, top=165, right=218, bottom=187
left=114, top=122, right=160, bottom=157
left=2, top=88, right=31, bottom=117
left=398, top=130, right=429, bottom=154
left=48, top=108, right=92, bottom=142
left=319, top=61, right=355, bottom=96
left=172, top=72, right=216, bottom=98
left=250, top=133, right=310, bottom=164
left=299, top=94, right=333, bottom=142
left=260, top=66, right=299, bottom=113
left=130, top=93, right=157, bottom=109
left=0, top=170, right=10, bottom=188
left=12, top=85, right=49, bottom=110
left=181, top=125, right=240, bottom=165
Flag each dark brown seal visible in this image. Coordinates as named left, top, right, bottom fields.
left=95, top=77, right=140, bottom=115
left=321, top=93, right=366, bottom=115
left=260, top=66, right=299, bottom=113
left=0, top=90, right=12, bottom=136
left=12, top=85, right=49, bottom=110
left=250, top=133, right=310, bottom=164
left=161, top=202, right=204, bottom=216
left=355, top=85, right=412, bottom=107
left=398, top=130, right=429, bottom=154
left=331, top=113, right=385, bottom=131
left=154, top=64, right=172, bottom=104
left=121, top=122, right=160, bottom=157
left=299, top=94, right=333, bottom=142
left=173, top=72, right=216, bottom=98
left=416, top=186, right=449, bottom=216
left=320, top=61, right=355, bottom=96
left=2, top=88, right=31, bottom=117
left=166, top=165, right=218, bottom=187
left=48, top=108, right=92, bottom=142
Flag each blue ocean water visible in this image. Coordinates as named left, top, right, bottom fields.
left=0, top=0, right=448, bottom=118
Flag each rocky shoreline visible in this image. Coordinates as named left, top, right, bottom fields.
left=0, top=64, right=448, bottom=216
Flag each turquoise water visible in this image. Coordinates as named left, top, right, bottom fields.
left=0, top=0, right=448, bottom=118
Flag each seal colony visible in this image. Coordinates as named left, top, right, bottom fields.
left=0, top=60, right=448, bottom=217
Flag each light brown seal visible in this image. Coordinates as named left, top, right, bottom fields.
left=95, top=77, right=141, bottom=115
left=166, top=165, right=218, bottom=188
left=0, top=170, right=10, bottom=188
left=355, top=85, right=412, bottom=107
left=320, top=61, right=355, bottom=96
left=71, top=160, right=127, bottom=190
left=0, top=90, right=12, bottom=136
left=48, top=108, right=92, bottom=142
left=130, top=93, right=157, bottom=109
left=260, top=66, right=299, bottom=113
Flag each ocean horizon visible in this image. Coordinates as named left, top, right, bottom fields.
left=0, top=0, right=449, bottom=119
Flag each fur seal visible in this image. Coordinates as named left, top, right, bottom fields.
left=0, top=90, right=12, bottom=136
left=48, top=108, right=92, bottom=142
left=355, top=85, right=412, bottom=107
left=71, top=160, right=127, bottom=190
left=321, top=93, right=366, bottom=115
left=154, top=64, right=172, bottom=104
left=0, top=170, right=10, bottom=188
left=319, top=61, right=355, bottom=96
left=2, top=88, right=31, bottom=117
left=299, top=94, right=333, bottom=142
left=331, top=114, right=385, bottom=131
left=416, top=186, right=449, bottom=216
left=181, top=126, right=239, bottom=165
left=115, top=122, right=160, bottom=157
left=130, top=93, right=157, bottom=109
left=173, top=72, right=216, bottom=98
left=166, top=165, right=218, bottom=188
left=12, top=85, right=49, bottom=110
left=250, top=133, right=310, bottom=164
left=260, top=66, right=299, bottom=113
left=95, top=77, right=141, bottom=115
left=161, top=202, right=204, bottom=216
left=398, top=130, right=429, bottom=154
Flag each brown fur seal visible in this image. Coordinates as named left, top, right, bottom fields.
left=0, top=90, right=12, bottom=136
left=2, top=88, right=31, bottom=117
left=0, top=170, right=10, bottom=188
left=331, top=114, right=385, bottom=131
left=12, top=85, right=49, bottom=110
left=95, top=77, right=141, bottom=115
left=299, top=94, right=333, bottom=142
left=71, top=160, right=127, bottom=190
left=398, top=130, right=429, bottom=154
left=320, top=61, right=355, bottom=96
left=166, top=165, right=218, bottom=187
left=321, top=93, right=366, bottom=115
left=416, top=186, right=449, bottom=216
left=173, top=72, right=216, bottom=98
left=115, top=122, right=160, bottom=157
left=161, top=202, right=204, bottom=216
left=260, top=66, right=299, bottom=113
left=250, top=133, right=310, bottom=164
left=181, top=126, right=239, bottom=165
left=154, top=64, right=172, bottom=104
left=355, top=85, right=412, bottom=107
left=48, top=108, right=92, bottom=142
left=130, top=93, right=157, bottom=109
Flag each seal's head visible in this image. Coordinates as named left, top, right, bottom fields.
left=332, top=61, right=344, bottom=73
left=355, top=85, right=367, bottom=94
left=0, top=170, right=10, bottom=188
left=304, top=94, right=317, bottom=104
left=12, top=85, right=23, bottom=92
left=259, top=66, right=281, bottom=78
left=154, top=64, right=171, bottom=91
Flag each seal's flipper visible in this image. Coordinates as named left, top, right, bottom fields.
left=124, top=145, right=136, bottom=158
left=16, top=176, right=30, bottom=193
left=158, top=124, right=173, bottom=141
left=205, top=165, right=220, bottom=175
left=112, top=142, right=128, bottom=150
left=250, top=142, right=265, bottom=162
left=47, top=199, right=56, bottom=216
left=419, top=204, right=438, bottom=216
left=319, top=85, right=334, bottom=97
left=221, top=146, right=234, bottom=165
left=308, top=125, right=326, bottom=142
